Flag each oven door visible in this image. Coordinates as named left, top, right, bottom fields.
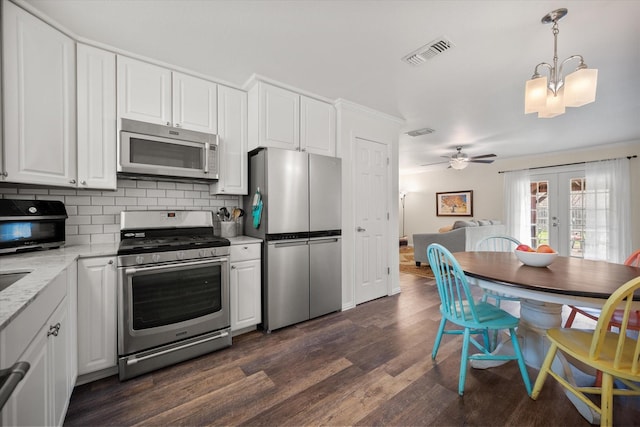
left=118, top=257, right=229, bottom=356
left=119, top=131, right=218, bottom=180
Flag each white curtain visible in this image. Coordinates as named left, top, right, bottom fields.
left=584, top=158, right=632, bottom=263
left=503, top=169, right=531, bottom=246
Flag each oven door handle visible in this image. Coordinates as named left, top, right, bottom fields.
left=124, top=258, right=227, bottom=276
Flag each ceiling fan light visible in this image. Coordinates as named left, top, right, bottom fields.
left=564, top=68, right=598, bottom=107
left=538, top=88, right=566, bottom=118
left=525, top=76, right=548, bottom=114
left=450, top=159, right=469, bottom=170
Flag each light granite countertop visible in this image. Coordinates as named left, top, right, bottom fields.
left=0, top=236, right=262, bottom=332
left=0, top=243, right=119, bottom=331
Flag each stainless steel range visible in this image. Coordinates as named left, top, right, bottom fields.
left=117, top=210, right=231, bottom=380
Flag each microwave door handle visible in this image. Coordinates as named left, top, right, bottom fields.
left=204, top=142, right=210, bottom=174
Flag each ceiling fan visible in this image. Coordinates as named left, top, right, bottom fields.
left=422, top=146, right=497, bottom=170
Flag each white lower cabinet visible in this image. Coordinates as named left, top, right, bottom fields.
left=0, top=270, right=72, bottom=427
left=230, top=243, right=261, bottom=333
left=77, top=256, right=117, bottom=376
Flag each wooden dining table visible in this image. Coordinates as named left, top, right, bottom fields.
left=453, top=251, right=640, bottom=424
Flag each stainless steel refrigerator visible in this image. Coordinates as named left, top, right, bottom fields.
left=244, top=148, right=341, bottom=332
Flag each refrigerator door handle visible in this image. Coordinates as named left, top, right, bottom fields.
left=356, top=226, right=366, bottom=232
left=270, top=240, right=308, bottom=248
left=309, top=238, right=339, bottom=245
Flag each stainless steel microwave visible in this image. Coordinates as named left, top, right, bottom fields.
left=118, top=119, right=219, bottom=181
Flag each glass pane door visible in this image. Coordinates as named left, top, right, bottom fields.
left=529, top=169, right=586, bottom=258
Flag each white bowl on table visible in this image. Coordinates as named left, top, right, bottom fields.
left=514, top=249, right=558, bottom=267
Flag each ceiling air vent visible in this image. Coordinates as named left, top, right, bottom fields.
left=402, top=37, right=454, bottom=66
left=406, top=127, right=435, bottom=137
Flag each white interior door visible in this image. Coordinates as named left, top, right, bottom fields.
left=354, top=138, right=388, bottom=304
left=530, top=169, right=586, bottom=257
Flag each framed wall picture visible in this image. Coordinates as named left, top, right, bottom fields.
left=436, top=190, right=473, bottom=217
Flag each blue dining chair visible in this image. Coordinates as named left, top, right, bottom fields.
left=427, top=243, right=532, bottom=396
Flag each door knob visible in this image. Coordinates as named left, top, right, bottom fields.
left=356, top=226, right=366, bottom=232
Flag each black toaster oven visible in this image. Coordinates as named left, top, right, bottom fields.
left=0, top=199, right=67, bottom=254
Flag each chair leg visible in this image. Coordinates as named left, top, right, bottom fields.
left=509, top=327, right=532, bottom=395
left=458, top=328, right=471, bottom=396
left=600, top=372, right=614, bottom=427
left=531, top=342, right=558, bottom=399
left=432, top=317, right=447, bottom=360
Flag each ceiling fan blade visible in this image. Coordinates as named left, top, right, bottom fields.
left=421, top=160, right=449, bottom=167
left=469, top=153, right=496, bottom=160
left=469, top=159, right=495, bottom=164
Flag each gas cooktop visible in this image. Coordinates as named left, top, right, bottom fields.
left=118, top=234, right=230, bottom=255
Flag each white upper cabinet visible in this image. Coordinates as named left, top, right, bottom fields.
left=172, top=72, right=218, bottom=133
left=300, top=96, right=336, bottom=157
left=252, top=82, right=300, bottom=150
left=211, top=86, right=248, bottom=195
left=248, top=80, right=336, bottom=156
left=117, top=56, right=217, bottom=133
left=117, top=56, right=172, bottom=126
left=2, top=1, right=77, bottom=187
left=77, top=43, right=117, bottom=189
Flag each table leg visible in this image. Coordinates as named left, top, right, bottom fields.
left=470, top=298, right=599, bottom=424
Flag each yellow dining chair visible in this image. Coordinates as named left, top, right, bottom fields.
left=531, top=276, right=640, bottom=427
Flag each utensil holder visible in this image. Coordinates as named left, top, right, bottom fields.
left=220, top=221, right=237, bottom=238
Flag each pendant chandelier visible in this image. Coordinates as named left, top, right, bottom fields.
left=524, top=8, right=598, bottom=118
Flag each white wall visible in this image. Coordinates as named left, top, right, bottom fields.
left=336, top=99, right=404, bottom=310
left=400, top=141, right=640, bottom=250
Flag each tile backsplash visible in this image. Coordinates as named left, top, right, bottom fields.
left=0, top=179, right=241, bottom=245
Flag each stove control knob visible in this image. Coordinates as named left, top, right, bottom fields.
left=152, top=254, right=161, bottom=263
left=199, top=250, right=206, bottom=258
left=136, top=256, right=144, bottom=264
left=177, top=251, right=185, bottom=260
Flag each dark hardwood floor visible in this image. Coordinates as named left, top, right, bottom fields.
left=64, top=273, right=640, bottom=426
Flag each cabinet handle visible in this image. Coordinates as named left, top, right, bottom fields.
left=166, top=121, right=171, bottom=126
left=108, top=260, right=114, bottom=265
left=47, top=322, right=61, bottom=337
left=243, top=246, right=248, bottom=250
left=231, top=265, right=236, bottom=269
left=69, top=179, right=76, bottom=184
left=80, top=180, right=87, bottom=185
left=1, top=172, right=7, bottom=177
left=174, top=123, right=181, bottom=128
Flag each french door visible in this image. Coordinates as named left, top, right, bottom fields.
left=530, top=169, right=586, bottom=258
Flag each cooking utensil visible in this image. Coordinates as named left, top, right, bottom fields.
left=219, top=207, right=229, bottom=221
left=231, top=208, right=243, bottom=221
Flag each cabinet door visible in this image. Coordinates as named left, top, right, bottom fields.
left=117, top=56, right=171, bottom=126
left=1, top=325, right=49, bottom=427
left=259, top=83, right=299, bottom=150
left=77, top=44, right=117, bottom=189
left=49, top=298, right=70, bottom=427
left=211, top=86, right=247, bottom=195
left=77, top=257, right=117, bottom=375
left=230, top=259, right=261, bottom=331
left=300, top=96, right=336, bottom=156
left=172, top=72, right=217, bottom=133
left=2, top=1, right=77, bottom=187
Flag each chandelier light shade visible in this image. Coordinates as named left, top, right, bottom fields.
left=524, top=8, right=598, bottom=118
